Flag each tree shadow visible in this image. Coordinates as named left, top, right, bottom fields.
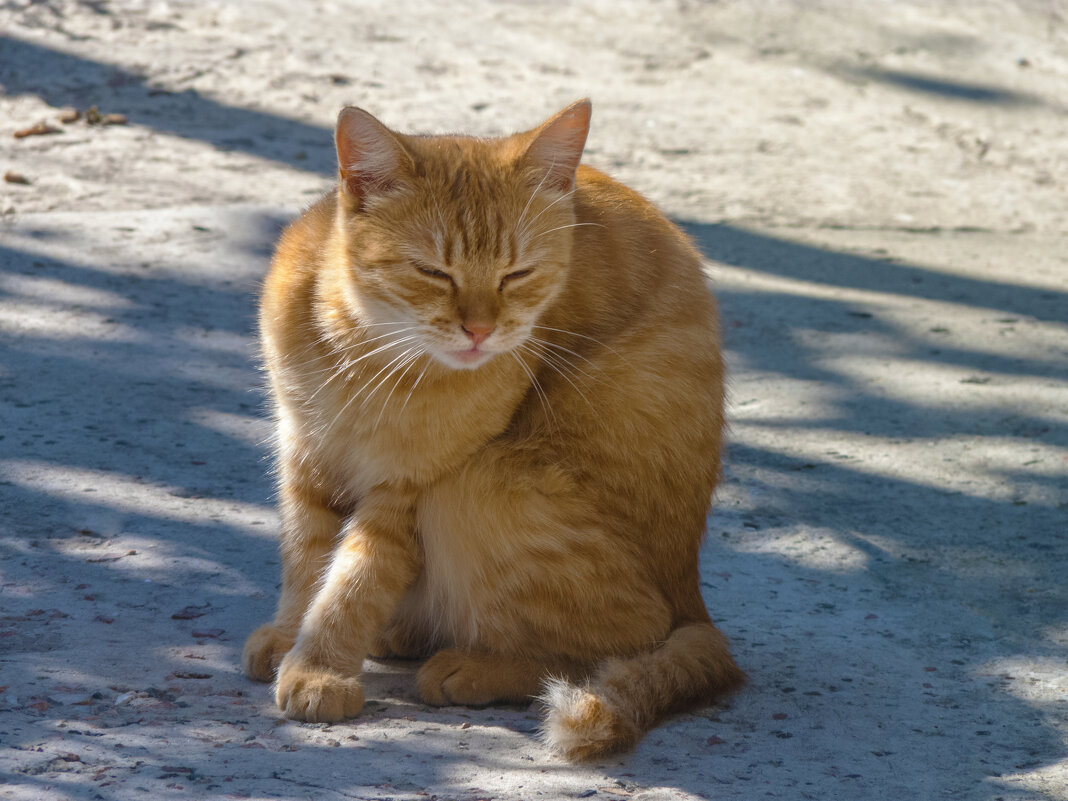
left=682, top=223, right=1067, bottom=325
left=680, top=220, right=1067, bottom=798
left=0, top=34, right=336, bottom=175
left=1, top=205, right=1064, bottom=798
left=833, top=64, right=1048, bottom=108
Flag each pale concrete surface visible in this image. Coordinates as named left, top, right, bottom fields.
left=1, top=2, right=1065, bottom=799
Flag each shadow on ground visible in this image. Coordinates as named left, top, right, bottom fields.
left=2, top=210, right=1064, bottom=798
left=1, top=5, right=1064, bottom=800
left=0, top=34, right=335, bottom=174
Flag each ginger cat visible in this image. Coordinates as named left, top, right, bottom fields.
left=242, top=99, right=745, bottom=760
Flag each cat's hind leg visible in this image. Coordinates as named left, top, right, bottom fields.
left=371, top=580, right=439, bottom=660
left=417, top=649, right=585, bottom=707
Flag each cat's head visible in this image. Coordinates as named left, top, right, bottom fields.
left=331, top=100, right=591, bottom=370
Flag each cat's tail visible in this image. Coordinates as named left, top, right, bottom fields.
left=540, top=622, right=745, bottom=761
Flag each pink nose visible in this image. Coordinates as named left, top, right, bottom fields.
left=462, top=322, right=495, bottom=346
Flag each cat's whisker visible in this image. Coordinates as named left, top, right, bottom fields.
left=320, top=377, right=366, bottom=435
left=522, top=341, right=589, bottom=386
left=288, top=322, right=414, bottom=360
left=515, top=159, right=556, bottom=235
left=509, top=350, right=556, bottom=428
left=290, top=325, right=417, bottom=365
left=296, top=328, right=421, bottom=379
left=358, top=345, right=423, bottom=411
left=399, top=357, right=432, bottom=414
left=519, top=343, right=595, bottom=413
left=371, top=348, right=425, bottom=435
left=515, top=187, right=578, bottom=244
left=353, top=327, right=421, bottom=348
left=310, top=335, right=420, bottom=409
left=531, top=325, right=619, bottom=355
left=531, top=222, right=605, bottom=240
left=526, top=336, right=600, bottom=374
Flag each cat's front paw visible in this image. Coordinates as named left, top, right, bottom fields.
left=243, top=623, right=296, bottom=682
left=275, top=654, right=365, bottom=722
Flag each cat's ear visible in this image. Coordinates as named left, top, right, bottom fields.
left=522, top=99, right=591, bottom=192
left=335, top=107, right=414, bottom=200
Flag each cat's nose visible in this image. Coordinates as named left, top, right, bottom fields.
left=461, top=322, right=495, bottom=346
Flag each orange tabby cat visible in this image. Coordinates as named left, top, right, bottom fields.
left=242, top=99, right=745, bottom=760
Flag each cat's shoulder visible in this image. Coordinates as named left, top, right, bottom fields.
left=268, top=193, right=337, bottom=281
left=575, top=164, right=666, bottom=221
left=280, top=193, right=336, bottom=256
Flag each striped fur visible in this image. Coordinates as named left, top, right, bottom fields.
left=243, top=100, right=745, bottom=758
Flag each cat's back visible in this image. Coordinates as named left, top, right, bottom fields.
left=567, top=164, right=716, bottom=342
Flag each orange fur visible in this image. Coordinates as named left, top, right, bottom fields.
left=243, top=100, right=745, bottom=759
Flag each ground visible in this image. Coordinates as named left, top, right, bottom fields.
left=0, top=1, right=1066, bottom=799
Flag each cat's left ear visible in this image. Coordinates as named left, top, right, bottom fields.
left=522, top=99, right=591, bottom=192
left=335, top=107, right=414, bottom=201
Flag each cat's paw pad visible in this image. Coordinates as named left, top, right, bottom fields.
left=243, top=624, right=296, bottom=682
left=275, top=656, right=365, bottom=722
left=417, top=649, right=494, bottom=706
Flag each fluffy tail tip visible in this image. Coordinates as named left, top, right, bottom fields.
left=539, top=678, right=639, bottom=762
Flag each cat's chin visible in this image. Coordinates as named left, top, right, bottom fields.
left=438, top=347, right=497, bottom=371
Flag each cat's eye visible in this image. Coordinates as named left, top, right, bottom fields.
left=414, top=263, right=453, bottom=283
left=499, top=268, right=533, bottom=290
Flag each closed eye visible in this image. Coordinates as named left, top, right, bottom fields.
left=414, top=263, right=453, bottom=283
left=499, top=268, right=533, bottom=290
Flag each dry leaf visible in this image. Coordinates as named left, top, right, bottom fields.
left=13, top=122, right=61, bottom=139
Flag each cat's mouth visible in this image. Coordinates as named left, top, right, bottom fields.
left=444, top=345, right=496, bottom=369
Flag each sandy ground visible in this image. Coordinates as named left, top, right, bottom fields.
left=1, top=1, right=1066, bottom=799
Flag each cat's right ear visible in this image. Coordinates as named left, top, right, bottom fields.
left=522, top=99, right=592, bottom=193
left=335, top=107, right=414, bottom=202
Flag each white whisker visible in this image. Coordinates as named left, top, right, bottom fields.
left=294, top=327, right=420, bottom=379
left=531, top=325, right=618, bottom=355
left=520, top=343, right=595, bottom=413
left=372, top=349, right=425, bottom=434
left=515, top=159, right=556, bottom=235
left=510, top=350, right=556, bottom=428
left=359, top=345, right=422, bottom=410
left=516, top=187, right=577, bottom=243
left=526, top=336, right=600, bottom=375
left=303, top=334, right=420, bottom=404
left=532, top=222, right=605, bottom=239
left=400, top=358, right=432, bottom=414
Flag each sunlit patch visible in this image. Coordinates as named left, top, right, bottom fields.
left=175, top=358, right=261, bottom=392
left=187, top=407, right=272, bottom=447
left=726, top=378, right=841, bottom=423
left=0, top=273, right=133, bottom=308
left=173, top=326, right=255, bottom=355
left=732, top=423, right=1068, bottom=508
left=45, top=533, right=263, bottom=594
left=976, top=656, right=1068, bottom=705
left=0, top=300, right=141, bottom=341
left=730, top=525, right=870, bottom=573
left=993, top=762, right=1068, bottom=799
left=977, top=655, right=1068, bottom=796
left=0, top=459, right=277, bottom=538
left=823, top=356, right=1067, bottom=422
